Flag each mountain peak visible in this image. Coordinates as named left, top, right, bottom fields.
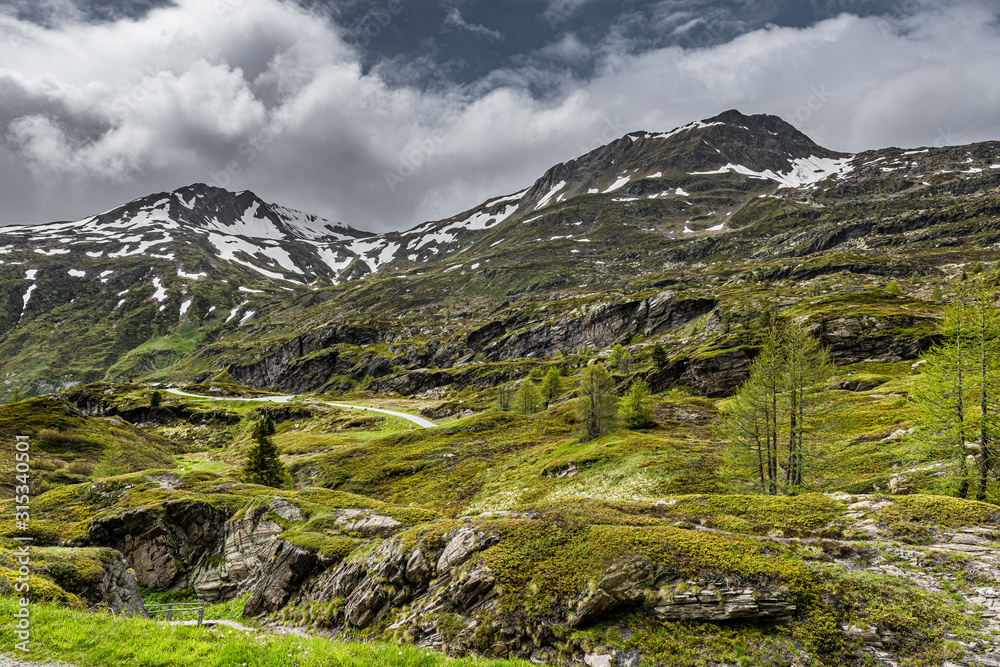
left=700, top=109, right=834, bottom=153
left=516, top=109, right=849, bottom=212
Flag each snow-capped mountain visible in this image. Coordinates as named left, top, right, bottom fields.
left=5, top=110, right=996, bottom=288
left=0, top=183, right=378, bottom=284
left=341, top=109, right=1000, bottom=265
left=3, top=108, right=1000, bottom=398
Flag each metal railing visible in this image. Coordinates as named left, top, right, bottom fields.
left=145, top=602, right=205, bottom=626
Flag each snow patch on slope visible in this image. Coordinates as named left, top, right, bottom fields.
left=690, top=156, right=855, bottom=189
left=604, top=176, right=631, bottom=193
left=535, top=181, right=567, bottom=210
left=151, top=277, right=168, bottom=302
left=485, top=188, right=529, bottom=208
left=646, top=121, right=725, bottom=141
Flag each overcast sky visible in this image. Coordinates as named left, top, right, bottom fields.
left=1, top=0, right=999, bottom=232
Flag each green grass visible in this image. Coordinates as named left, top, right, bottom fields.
left=0, top=596, right=530, bottom=667
left=0, top=397, right=177, bottom=495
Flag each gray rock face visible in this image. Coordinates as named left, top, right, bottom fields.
left=568, top=559, right=794, bottom=628
left=83, top=500, right=229, bottom=590
left=647, top=347, right=756, bottom=398
left=405, top=548, right=430, bottom=585
left=81, top=497, right=330, bottom=618
left=344, top=579, right=389, bottom=628
left=653, top=587, right=795, bottom=622
left=53, top=547, right=148, bottom=617
left=227, top=324, right=382, bottom=392
left=268, top=499, right=304, bottom=522
left=91, top=549, right=149, bottom=617
left=294, top=525, right=501, bottom=633
left=191, top=507, right=284, bottom=601
left=475, top=293, right=716, bottom=363
left=242, top=541, right=318, bottom=617
left=808, top=315, right=936, bottom=365
left=335, top=510, right=403, bottom=537
left=437, top=527, right=491, bottom=574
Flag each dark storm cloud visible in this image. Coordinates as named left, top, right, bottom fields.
left=1, top=0, right=175, bottom=26
left=1, top=0, right=999, bottom=232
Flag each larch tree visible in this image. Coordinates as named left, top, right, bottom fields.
left=576, top=364, right=619, bottom=441
left=540, top=367, right=564, bottom=406
left=619, top=378, right=656, bottom=429
left=783, top=322, right=835, bottom=489
left=970, top=284, right=1000, bottom=499
left=513, top=380, right=542, bottom=415
left=915, top=283, right=1000, bottom=499
left=496, top=384, right=515, bottom=411
left=721, top=322, right=834, bottom=495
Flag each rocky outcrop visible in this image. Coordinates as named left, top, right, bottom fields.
left=285, top=524, right=794, bottom=663
left=808, top=315, right=937, bottom=365
left=568, top=558, right=794, bottom=628
left=227, top=324, right=384, bottom=390
left=647, top=347, right=756, bottom=398
left=84, top=549, right=149, bottom=616
left=82, top=500, right=229, bottom=590
left=40, top=547, right=148, bottom=617
left=646, top=312, right=937, bottom=398
left=477, top=292, right=716, bottom=362
left=832, top=378, right=884, bottom=392
left=370, top=365, right=525, bottom=397
left=189, top=504, right=286, bottom=601
left=242, top=541, right=319, bottom=616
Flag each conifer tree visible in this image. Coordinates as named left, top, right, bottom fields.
left=721, top=322, right=833, bottom=494
left=915, top=296, right=973, bottom=498
left=915, top=283, right=1000, bottom=499
left=241, top=415, right=287, bottom=488
left=619, top=379, right=656, bottom=429
left=540, top=367, right=564, bottom=406
left=576, top=364, right=618, bottom=441
left=609, top=344, right=626, bottom=371
left=651, top=343, right=668, bottom=368
left=495, top=385, right=515, bottom=411
left=970, top=285, right=1000, bottom=499
left=513, top=380, right=542, bottom=415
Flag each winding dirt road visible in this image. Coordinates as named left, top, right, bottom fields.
left=164, top=388, right=437, bottom=428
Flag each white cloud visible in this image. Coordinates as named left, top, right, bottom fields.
left=444, top=7, right=503, bottom=42
left=0, top=0, right=998, bottom=232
